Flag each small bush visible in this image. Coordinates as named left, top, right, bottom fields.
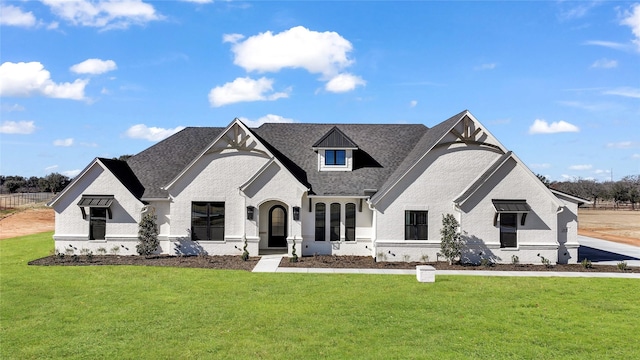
left=402, top=254, right=411, bottom=262
left=65, top=248, right=74, bottom=256
left=289, top=238, right=299, bottom=263
left=110, top=246, right=120, bottom=255
left=581, top=258, right=593, bottom=269
left=617, top=261, right=628, bottom=271
left=420, top=254, right=429, bottom=263
left=538, top=254, right=553, bottom=268
left=440, top=214, right=463, bottom=265
left=376, top=252, right=387, bottom=262
left=241, top=237, right=249, bottom=261
left=137, top=211, right=159, bottom=256
left=511, top=255, right=520, bottom=265
left=96, top=247, right=107, bottom=255
left=480, top=257, right=494, bottom=267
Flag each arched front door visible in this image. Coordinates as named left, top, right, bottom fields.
left=268, top=205, right=288, bottom=248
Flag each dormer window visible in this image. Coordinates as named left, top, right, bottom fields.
left=313, top=126, right=359, bottom=172
left=325, top=150, right=346, bottom=166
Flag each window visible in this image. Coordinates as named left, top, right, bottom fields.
left=405, top=211, right=428, bottom=240
left=90, top=207, right=107, bottom=240
left=499, top=213, right=517, bottom=248
left=330, top=203, right=341, bottom=241
left=192, top=202, right=225, bottom=241
left=345, top=203, right=356, bottom=241
left=325, top=150, right=346, bottom=166
left=315, top=203, right=326, bottom=241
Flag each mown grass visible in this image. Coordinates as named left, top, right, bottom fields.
left=2, top=232, right=639, bottom=359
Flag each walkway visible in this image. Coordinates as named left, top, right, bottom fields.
left=252, top=236, right=640, bottom=278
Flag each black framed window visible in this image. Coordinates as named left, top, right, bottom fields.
left=405, top=211, right=428, bottom=240
left=315, top=203, right=326, bottom=241
left=89, top=207, right=107, bottom=240
left=330, top=203, right=341, bottom=241
left=192, top=202, right=225, bottom=241
left=345, top=203, right=356, bottom=241
left=499, top=213, right=517, bottom=248
left=325, top=150, right=346, bottom=165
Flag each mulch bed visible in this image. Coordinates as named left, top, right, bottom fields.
left=279, top=255, right=640, bottom=273
left=28, top=255, right=260, bottom=272
left=28, top=254, right=638, bottom=273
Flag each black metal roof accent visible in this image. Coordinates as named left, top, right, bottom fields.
left=312, top=126, right=359, bottom=149
left=98, top=158, right=145, bottom=199
left=77, top=195, right=114, bottom=207
left=492, top=199, right=531, bottom=212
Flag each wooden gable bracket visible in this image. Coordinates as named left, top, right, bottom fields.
left=439, top=116, right=503, bottom=152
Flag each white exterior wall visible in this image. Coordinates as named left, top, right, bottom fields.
left=374, top=145, right=500, bottom=262
left=458, top=158, right=559, bottom=264
left=167, top=150, right=269, bottom=256
left=52, top=163, right=144, bottom=256
left=301, top=197, right=374, bottom=257
left=373, top=145, right=561, bottom=264
left=555, top=195, right=580, bottom=264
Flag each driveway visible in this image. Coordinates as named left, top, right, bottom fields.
left=578, top=235, right=640, bottom=266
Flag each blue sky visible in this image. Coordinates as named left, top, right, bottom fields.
left=1, top=1, right=639, bottom=182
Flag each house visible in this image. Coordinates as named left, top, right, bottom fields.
left=48, top=110, right=585, bottom=264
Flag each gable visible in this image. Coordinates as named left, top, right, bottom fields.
left=312, top=126, right=359, bottom=149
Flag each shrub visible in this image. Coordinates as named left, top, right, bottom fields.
left=420, top=254, right=429, bottom=263
left=440, top=214, right=463, bottom=265
left=241, top=237, right=249, bottom=261
left=480, top=257, right=494, bottom=267
left=511, top=255, right=520, bottom=265
left=289, top=237, right=299, bottom=263
left=137, top=210, right=159, bottom=256
left=617, top=261, right=628, bottom=271
left=96, top=247, right=107, bottom=255
left=110, top=246, right=120, bottom=255
left=538, top=254, right=553, bottom=268
left=581, top=258, right=593, bottom=269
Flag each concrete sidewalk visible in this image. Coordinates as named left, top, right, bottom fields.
left=252, top=253, right=640, bottom=278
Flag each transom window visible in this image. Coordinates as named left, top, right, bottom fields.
left=325, top=150, right=346, bottom=166
left=405, top=211, right=428, bottom=240
left=191, top=202, right=225, bottom=241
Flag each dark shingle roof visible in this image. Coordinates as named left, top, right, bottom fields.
left=312, top=126, right=359, bottom=148
left=126, top=127, right=225, bottom=198
left=254, top=123, right=428, bottom=196
left=113, top=111, right=472, bottom=199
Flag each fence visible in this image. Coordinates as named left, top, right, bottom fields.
left=0, top=193, right=54, bottom=210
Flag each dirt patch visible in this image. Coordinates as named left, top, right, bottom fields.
left=29, top=254, right=260, bottom=271
left=578, top=209, right=640, bottom=246
left=0, top=207, right=54, bottom=240
left=278, top=255, right=639, bottom=273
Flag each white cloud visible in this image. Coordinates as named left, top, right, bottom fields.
left=0, top=62, right=88, bottom=100
left=603, top=87, right=640, bottom=98
left=53, top=138, right=74, bottom=147
left=45, top=165, right=59, bottom=171
left=474, top=63, right=497, bottom=70
left=180, top=0, right=213, bottom=3
left=41, top=0, right=162, bottom=30
left=62, top=169, right=82, bottom=177
left=222, top=33, right=245, bottom=43
left=409, top=100, right=418, bottom=108
left=590, top=58, right=618, bottom=68
left=0, top=120, right=36, bottom=134
left=528, top=119, right=580, bottom=134
left=606, top=141, right=635, bottom=149
left=208, top=77, right=289, bottom=107
left=594, top=169, right=611, bottom=175
left=530, top=163, right=551, bottom=169
left=621, top=3, right=640, bottom=51
left=583, top=40, right=631, bottom=51
left=0, top=4, right=36, bottom=27
left=325, top=73, right=366, bottom=93
left=1, top=103, right=25, bottom=112
left=568, top=164, right=592, bottom=170
left=70, top=59, right=117, bottom=74
left=239, top=114, right=296, bottom=128
left=632, top=153, right=640, bottom=159
left=124, top=124, right=185, bottom=141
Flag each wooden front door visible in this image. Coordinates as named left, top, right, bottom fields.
left=268, top=205, right=287, bottom=248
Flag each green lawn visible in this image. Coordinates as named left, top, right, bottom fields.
left=2, top=233, right=639, bottom=359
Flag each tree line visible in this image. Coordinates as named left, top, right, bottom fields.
left=539, top=174, right=640, bottom=209
left=0, top=173, right=71, bottom=194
